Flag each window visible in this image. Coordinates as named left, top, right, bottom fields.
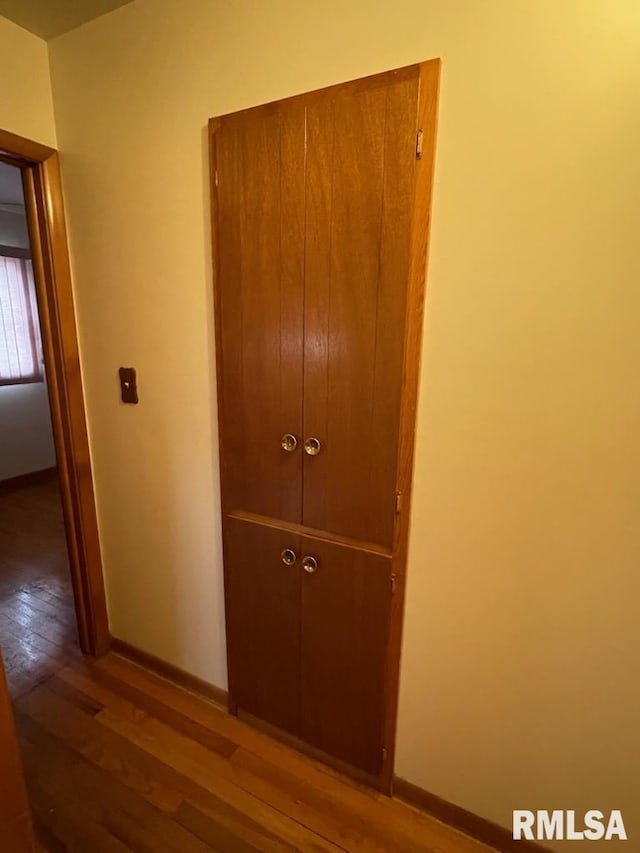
left=0, top=255, right=44, bottom=386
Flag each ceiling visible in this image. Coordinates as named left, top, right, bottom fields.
left=0, top=0, right=135, bottom=40
left=0, top=161, right=24, bottom=207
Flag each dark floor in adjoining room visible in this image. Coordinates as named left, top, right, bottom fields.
left=0, top=475, right=78, bottom=701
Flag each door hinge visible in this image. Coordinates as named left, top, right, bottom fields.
left=382, top=746, right=388, bottom=763
left=214, top=169, right=219, bottom=187
left=391, top=574, right=397, bottom=595
left=395, top=492, right=402, bottom=514
left=416, top=129, right=424, bottom=160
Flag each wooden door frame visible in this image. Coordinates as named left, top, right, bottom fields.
left=382, top=58, right=441, bottom=792
left=0, top=127, right=109, bottom=657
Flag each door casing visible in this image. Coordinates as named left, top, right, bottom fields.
left=0, top=127, right=109, bottom=657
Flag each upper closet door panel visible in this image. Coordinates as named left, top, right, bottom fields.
left=215, top=103, right=305, bottom=522
left=302, top=70, right=420, bottom=547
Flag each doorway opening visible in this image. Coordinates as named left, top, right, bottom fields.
left=0, top=159, right=78, bottom=698
left=0, top=128, right=108, bottom=674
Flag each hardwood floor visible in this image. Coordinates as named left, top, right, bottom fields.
left=14, top=653, right=497, bottom=852
left=0, top=475, right=77, bottom=701
left=1, top=479, right=498, bottom=851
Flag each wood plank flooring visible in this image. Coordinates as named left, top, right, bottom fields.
left=0, top=475, right=78, bottom=700
left=2, top=479, right=499, bottom=852
left=13, top=654, right=497, bottom=852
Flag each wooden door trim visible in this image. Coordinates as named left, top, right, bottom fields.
left=0, top=127, right=109, bottom=657
left=381, top=58, right=441, bottom=791
left=227, top=510, right=393, bottom=558
left=110, top=638, right=229, bottom=709
left=393, top=777, right=551, bottom=853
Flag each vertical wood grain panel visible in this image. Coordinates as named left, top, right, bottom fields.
left=216, top=105, right=305, bottom=522
left=301, top=98, right=333, bottom=528
left=300, top=537, right=392, bottom=776
left=368, top=78, right=419, bottom=545
left=303, top=72, right=420, bottom=547
left=225, top=517, right=301, bottom=735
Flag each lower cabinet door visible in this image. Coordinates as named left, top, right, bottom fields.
left=300, top=537, right=392, bottom=776
left=225, top=516, right=301, bottom=735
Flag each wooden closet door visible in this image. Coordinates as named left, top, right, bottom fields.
left=300, top=537, right=392, bottom=775
left=212, top=59, right=441, bottom=791
left=214, top=102, right=306, bottom=522
left=302, top=69, right=420, bottom=547
left=225, top=516, right=301, bottom=734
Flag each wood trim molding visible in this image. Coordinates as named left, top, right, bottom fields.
left=110, top=638, right=229, bottom=709
left=0, top=129, right=55, bottom=163
left=0, top=467, right=57, bottom=492
left=228, top=509, right=392, bottom=558
left=0, top=376, right=43, bottom=387
left=393, top=777, right=551, bottom=853
left=1, top=127, right=109, bottom=657
left=0, top=245, right=31, bottom=260
left=380, top=57, right=441, bottom=793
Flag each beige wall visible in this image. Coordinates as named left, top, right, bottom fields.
left=48, top=1, right=640, bottom=846
left=0, top=208, right=30, bottom=248
left=0, top=15, right=56, bottom=145
left=0, top=383, right=56, bottom=481
left=0, top=20, right=57, bottom=481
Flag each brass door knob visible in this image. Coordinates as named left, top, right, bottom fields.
left=303, top=437, right=321, bottom=456
left=302, top=556, right=318, bottom=573
left=281, top=549, right=297, bottom=566
left=281, top=434, right=298, bottom=452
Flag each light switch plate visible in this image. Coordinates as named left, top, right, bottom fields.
left=118, top=367, right=138, bottom=404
